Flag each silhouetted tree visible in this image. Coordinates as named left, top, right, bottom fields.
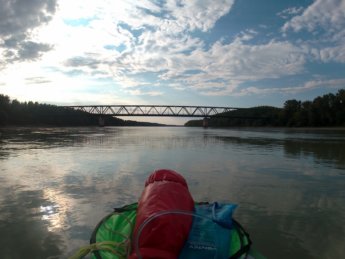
left=185, top=89, right=345, bottom=127
left=0, top=94, right=163, bottom=127
left=0, top=94, right=11, bottom=125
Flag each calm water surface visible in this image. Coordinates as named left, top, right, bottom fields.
left=0, top=127, right=344, bottom=259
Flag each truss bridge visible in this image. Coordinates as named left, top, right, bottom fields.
left=63, top=105, right=241, bottom=117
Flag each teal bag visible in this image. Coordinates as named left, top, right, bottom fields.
left=179, top=202, right=237, bottom=259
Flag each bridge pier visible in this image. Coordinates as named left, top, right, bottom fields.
left=98, top=116, right=105, bottom=127
left=203, top=117, right=209, bottom=128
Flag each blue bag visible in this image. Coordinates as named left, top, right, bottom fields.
left=179, top=202, right=237, bottom=259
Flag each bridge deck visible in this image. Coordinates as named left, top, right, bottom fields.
left=63, top=105, right=240, bottom=117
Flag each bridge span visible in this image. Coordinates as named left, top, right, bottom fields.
left=63, top=105, right=241, bottom=118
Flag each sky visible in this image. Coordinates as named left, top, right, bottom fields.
left=1, top=0, right=345, bottom=124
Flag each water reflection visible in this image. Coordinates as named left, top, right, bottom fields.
left=215, top=129, right=345, bottom=170
left=0, top=184, right=65, bottom=258
left=40, top=188, right=71, bottom=232
left=283, top=139, right=345, bottom=169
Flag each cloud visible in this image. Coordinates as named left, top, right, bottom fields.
left=95, top=1, right=307, bottom=96
left=57, top=0, right=235, bottom=35
left=142, top=38, right=305, bottom=95
left=18, top=41, right=52, bottom=60
left=55, top=0, right=237, bottom=94
left=64, top=56, right=102, bottom=69
left=105, top=35, right=306, bottom=96
left=0, top=62, right=126, bottom=105
left=317, top=45, right=345, bottom=63
left=94, top=0, right=306, bottom=96
left=164, top=0, right=235, bottom=32
left=25, top=77, right=52, bottom=85
left=281, top=0, right=345, bottom=64
left=1, top=39, right=52, bottom=67
left=0, top=0, right=57, bottom=37
left=303, top=78, right=345, bottom=90
left=0, top=0, right=58, bottom=67
left=237, top=78, right=345, bottom=96
left=282, top=0, right=345, bottom=33
left=277, top=6, right=304, bottom=20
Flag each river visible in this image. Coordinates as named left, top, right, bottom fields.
left=0, top=127, right=344, bottom=259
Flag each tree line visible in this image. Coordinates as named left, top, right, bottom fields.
left=2, top=89, right=344, bottom=127
left=0, top=95, right=163, bottom=127
left=185, top=89, right=345, bottom=127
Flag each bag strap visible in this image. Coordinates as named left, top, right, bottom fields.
left=229, top=219, right=252, bottom=259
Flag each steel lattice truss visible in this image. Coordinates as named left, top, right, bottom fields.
left=63, top=105, right=240, bottom=117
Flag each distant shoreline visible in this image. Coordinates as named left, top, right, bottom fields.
left=0, top=124, right=175, bottom=128
left=186, top=125, right=345, bottom=131
left=2, top=125, right=344, bottom=130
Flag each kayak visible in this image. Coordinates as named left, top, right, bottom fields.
left=71, top=169, right=265, bottom=259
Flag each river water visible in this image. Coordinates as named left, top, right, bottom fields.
left=0, top=127, right=344, bottom=259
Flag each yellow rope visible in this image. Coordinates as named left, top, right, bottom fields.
left=69, top=241, right=129, bottom=259
left=70, top=211, right=134, bottom=259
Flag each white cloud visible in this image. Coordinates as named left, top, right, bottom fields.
left=303, top=78, right=345, bottom=90
left=154, top=38, right=306, bottom=94
left=318, top=45, right=345, bottom=63
left=282, top=0, right=345, bottom=33
left=27, top=0, right=235, bottom=94
left=0, top=61, right=126, bottom=105
left=0, top=78, right=125, bottom=105
left=236, top=29, right=257, bottom=41
left=57, top=0, right=235, bottom=34
left=165, top=0, right=235, bottom=32
left=281, top=0, right=345, bottom=64
left=238, top=78, right=345, bottom=96
left=105, top=32, right=306, bottom=96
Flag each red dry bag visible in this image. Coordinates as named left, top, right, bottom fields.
left=129, top=169, right=194, bottom=259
